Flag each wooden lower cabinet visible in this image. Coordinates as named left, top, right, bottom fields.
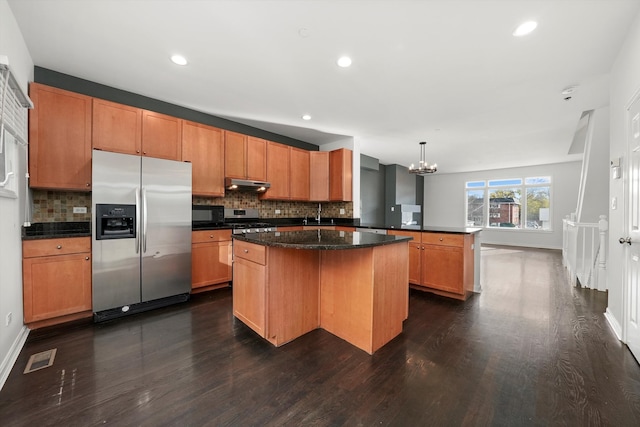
left=388, top=230, right=475, bottom=300
left=191, top=230, right=232, bottom=292
left=22, top=237, right=92, bottom=326
left=232, top=238, right=407, bottom=353
left=232, top=240, right=267, bottom=337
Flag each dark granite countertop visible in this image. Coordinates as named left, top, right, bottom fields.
left=22, top=222, right=91, bottom=240
left=356, top=223, right=482, bottom=234
left=232, top=230, right=412, bottom=250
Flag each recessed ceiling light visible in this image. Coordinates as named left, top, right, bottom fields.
left=302, top=114, right=312, bottom=120
left=171, top=55, right=188, bottom=66
left=513, top=21, right=538, bottom=37
left=337, top=56, right=352, bottom=68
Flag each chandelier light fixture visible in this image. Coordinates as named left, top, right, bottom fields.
left=408, top=141, right=437, bottom=175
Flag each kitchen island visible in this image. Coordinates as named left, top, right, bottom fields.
left=232, top=230, right=411, bottom=354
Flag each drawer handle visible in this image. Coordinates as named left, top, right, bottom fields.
left=210, top=235, right=214, bottom=239
left=85, top=256, right=90, bottom=260
left=439, top=238, right=443, bottom=241
left=56, top=245, right=62, bottom=249
left=244, top=249, right=249, bottom=253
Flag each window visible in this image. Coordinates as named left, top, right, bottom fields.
left=465, top=176, right=551, bottom=230
left=0, top=129, right=18, bottom=198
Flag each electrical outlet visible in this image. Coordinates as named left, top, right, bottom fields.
left=340, top=208, right=345, bottom=215
left=275, top=209, right=281, bottom=214
left=73, top=206, right=87, bottom=214
left=5, top=312, right=12, bottom=326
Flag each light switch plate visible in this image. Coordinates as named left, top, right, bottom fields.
left=73, top=206, right=87, bottom=214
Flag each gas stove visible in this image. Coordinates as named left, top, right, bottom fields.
left=224, top=208, right=276, bottom=234
left=228, top=222, right=277, bottom=234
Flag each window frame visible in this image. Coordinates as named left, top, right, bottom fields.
left=465, top=176, right=552, bottom=231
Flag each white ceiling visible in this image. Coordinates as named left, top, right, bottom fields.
left=7, top=0, right=640, bottom=173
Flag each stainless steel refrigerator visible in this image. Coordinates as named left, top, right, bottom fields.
left=91, top=149, right=192, bottom=321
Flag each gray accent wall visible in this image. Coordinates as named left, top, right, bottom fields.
left=360, top=163, right=386, bottom=225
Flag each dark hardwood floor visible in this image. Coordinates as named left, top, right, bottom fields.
left=2, top=245, right=640, bottom=426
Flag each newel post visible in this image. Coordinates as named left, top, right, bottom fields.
left=597, top=215, right=608, bottom=291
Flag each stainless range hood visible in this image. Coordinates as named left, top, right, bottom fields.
left=225, top=177, right=271, bottom=192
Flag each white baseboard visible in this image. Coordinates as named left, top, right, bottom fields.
left=0, top=326, right=29, bottom=391
left=604, top=308, right=623, bottom=341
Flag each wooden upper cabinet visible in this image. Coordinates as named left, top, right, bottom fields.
left=28, top=83, right=92, bottom=191
left=141, top=110, right=182, bottom=161
left=224, top=131, right=247, bottom=179
left=310, top=151, right=330, bottom=201
left=261, top=141, right=290, bottom=200
left=224, top=133, right=267, bottom=181
left=290, top=147, right=310, bottom=201
left=92, top=98, right=142, bottom=155
left=329, top=148, right=353, bottom=202
left=246, top=136, right=267, bottom=181
left=182, top=121, right=225, bottom=196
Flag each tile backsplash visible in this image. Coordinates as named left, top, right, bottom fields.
left=31, top=189, right=353, bottom=222
left=31, top=190, right=92, bottom=222
left=193, top=192, right=353, bottom=219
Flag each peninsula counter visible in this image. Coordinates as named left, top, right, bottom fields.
left=232, top=230, right=411, bottom=354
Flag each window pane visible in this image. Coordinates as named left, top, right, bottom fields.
left=466, top=181, right=485, bottom=188
left=525, top=176, right=551, bottom=185
left=466, top=190, right=485, bottom=226
left=488, top=188, right=522, bottom=228
left=526, top=186, right=550, bottom=230
left=488, top=178, right=523, bottom=187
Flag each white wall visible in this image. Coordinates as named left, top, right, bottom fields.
left=607, top=10, right=640, bottom=338
left=422, top=161, right=583, bottom=249
left=578, top=106, right=611, bottom=224
left=0, top=0, right=33, bottom=389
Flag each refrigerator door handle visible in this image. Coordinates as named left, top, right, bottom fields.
left=142, top=187, right=148, bottom=253
left=135, top=187, right=141, bottom=254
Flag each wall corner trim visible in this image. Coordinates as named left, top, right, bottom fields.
left=0, top=325, right=29, bottom=391
left=604, top=307, right=623, bottom=341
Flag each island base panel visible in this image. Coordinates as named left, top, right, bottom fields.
left=267, top=248, right=320, bottom=346
left=320, top=249, right=375, bottom=353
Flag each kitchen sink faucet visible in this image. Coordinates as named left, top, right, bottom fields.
left=315, top=203, right=322, bottom=223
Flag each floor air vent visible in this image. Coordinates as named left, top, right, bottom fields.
left=23, top=349, right=57, bottom=374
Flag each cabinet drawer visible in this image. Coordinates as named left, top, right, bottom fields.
left=23, top=237, right=91, bottom=258
left=234, top=240, right=266, bottom=265
left=421, top=233, right=463, bottom=247
left=192, top=229, right=232, bottom=243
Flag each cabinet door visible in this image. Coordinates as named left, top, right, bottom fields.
left=23, top=252, right=92, bottom=323
left=233, top=257, right=266, bottom=337
left=409, top=242, right=422, bottom=285
left=93, top=98, right=142, bottom=155
left=290, top=147, right=310, bottom=200
left=224, top=131, right=247, bottom=179
left=329, top=148, right=353, bottom=202
left=191, top=241, right=232, bottom=289
left=28, top=83, right=92, bottom=191
left=182, top=121, right=225, bottom=196
left=422, top=245, right=464, bottom=294
left=247, top=136, right=267, bottom=181
left=141, top=110, right=182, bottom=160
left=310, top=151, right=330, bottom=201
left=261, top=141, right=290, bottom=200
